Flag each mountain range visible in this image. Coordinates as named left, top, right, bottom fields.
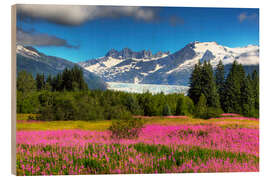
left=16, top=41, right=259, bottom=90
left=78, top=41, right=259, bottom=86
left=16, top=44, right=107, bottom=90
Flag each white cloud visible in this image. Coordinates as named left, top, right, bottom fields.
left=238, top=12, right=258, bottom=23
left=17, top=5, right=159, bottom=25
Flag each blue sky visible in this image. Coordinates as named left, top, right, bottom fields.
left=16, top=5, right=259, bottom=62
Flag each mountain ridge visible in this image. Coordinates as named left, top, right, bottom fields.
left=78, top=41, right=259, bottom=86
left=16, top=44, right=107, bottom=90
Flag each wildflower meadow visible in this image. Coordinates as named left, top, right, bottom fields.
left=16, top=115, right=259, bottom=175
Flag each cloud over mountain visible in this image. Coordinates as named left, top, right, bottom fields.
left=17, top=28, right=78, bottom=48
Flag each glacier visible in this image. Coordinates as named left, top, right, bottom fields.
left=107, top=82, right=189, bottom=95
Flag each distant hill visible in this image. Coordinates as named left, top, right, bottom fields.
left=16, top=44, right=107, bottom=90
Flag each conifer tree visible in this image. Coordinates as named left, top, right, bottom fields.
left=50, top=66, right=88, bottom=92
left=17, top=70, right=36, bottom=93
left=252, top=70, right=259, bottom=111
left=36, top=73, right=45, bottom=90
left=125, top=95, right=141, bottom=115
left=188, top=61, right=202, bottom=105
left=162, top=103, right=172, bottom=116
left=45, top=75, right=53, bottom=91
left=223, top=61, right=245, bottom=113
left=176, top=97, right=187, bottom=115
left=241, top=75, right=255, bottom=116
left=17, top=71, right=37, bottom=113
left=215, top=60, right=225, bottom=90
left=188, top=60, right=220, bottom=108
left=139, top=92, right=156, bottom=116
left=215, top=60, right=225, bottom=107
left=200, top=61, right=220, bottom=108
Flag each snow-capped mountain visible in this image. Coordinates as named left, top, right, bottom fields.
left=78, top=41, right=259, bottom=86
left=78, top=48, right=169, bottom=79
left=16, top=44, right=107, bottom=90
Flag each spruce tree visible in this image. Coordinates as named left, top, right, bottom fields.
left=188, top=61, right=202, bottom=105
left=252, top=70, right=259, bottom=112
left=201, top=61, right=220, bottom=108
left=215, top=60, right=225, bottom=107
left=241, top=75, right=255, bottom=117
left=49, top=66, right=88, bottom=92
left=223, top=61, right=245, bottom=113
left=45, top=75, right=53, bottom=91
left=36, top=73, right=45, bottom=90
left=188, top=60, right=220, bottom=108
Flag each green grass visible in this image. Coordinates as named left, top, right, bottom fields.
left=132, top=143, right=259, bottom=164
left=16, top=120, right=111, bottom=131
left=16, top=143, right=259, bottom=175
left=144, top=116, right=259, bottom=129
left=17, top=114, right=39, bottom=121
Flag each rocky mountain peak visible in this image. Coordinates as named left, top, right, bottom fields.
left=105, top=49, right=119, bottom=58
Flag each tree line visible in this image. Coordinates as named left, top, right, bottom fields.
left=188, top=60, right=259, bottom=118
left=17, top=66, right=194, bottom=120
left=34, top=65, right=88, bottom=92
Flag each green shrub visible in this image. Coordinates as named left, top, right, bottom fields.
left=205, top=107, right=223, bottom=119
left=175, top=96, right=194, bottom=116
left=194, top=94, right=207, bottom=119
left=104, top=105, right=132, bottom=120
left=108, top=118, right=144, bottom=139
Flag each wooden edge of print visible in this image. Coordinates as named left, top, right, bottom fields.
left=11, top=4, right=17, bottom=175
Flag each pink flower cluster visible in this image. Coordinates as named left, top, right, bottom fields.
left=17, top=124, right=259, bottom=156
left=220, top=113, right=241, bottom=117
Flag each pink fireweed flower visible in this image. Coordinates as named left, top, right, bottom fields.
left=220, top=113, right=241, bottom=117
left=16, top=123, right=259, bottom=175
left=165, top=116, right=188, bottom=119
left=16, top=124, right=259, bottom=156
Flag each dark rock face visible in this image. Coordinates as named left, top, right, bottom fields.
left=104, top=48, right=169, bottom=59
left=200, top=50, right=215, bottom=62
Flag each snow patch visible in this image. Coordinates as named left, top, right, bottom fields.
left=102, top=57, right=123, bottom=68
left=148, top=64, right=163, bottom=73
left=17, top=44, right=40, bottom=57
left=134, top=77, right=141, bottom=84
